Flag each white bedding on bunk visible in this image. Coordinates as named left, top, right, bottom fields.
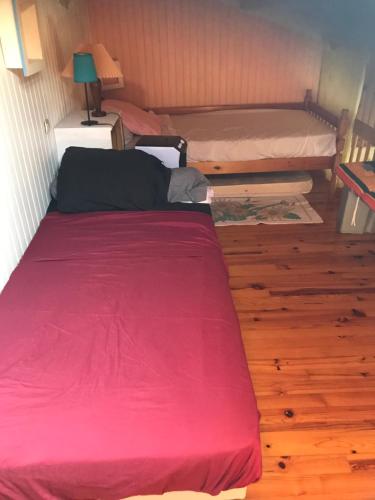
left=160, top=108, right=337, bottom=162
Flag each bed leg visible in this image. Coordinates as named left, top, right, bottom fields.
left=330, top=108, right=349, bottom=201
left=304, top=89, right=313, bottom=110
left=329, top=169, right=337, bottom=198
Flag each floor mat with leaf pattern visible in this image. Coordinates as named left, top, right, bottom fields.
left=211, top=195, right=323, bottom=226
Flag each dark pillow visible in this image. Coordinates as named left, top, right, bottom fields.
left=57, top=147, right=171, bottom=213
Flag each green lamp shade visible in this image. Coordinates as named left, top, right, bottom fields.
left=73, top=52, right=97, bottom=83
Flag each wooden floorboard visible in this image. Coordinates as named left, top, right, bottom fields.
left=216, top=173, right=375, bottom=500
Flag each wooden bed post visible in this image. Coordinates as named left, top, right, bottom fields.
left=330, top=108, right=350, bottom=197
left=304, top=89, right=313, bottom=111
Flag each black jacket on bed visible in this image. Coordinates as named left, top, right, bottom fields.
left=57, top=147, right=172, bottom=213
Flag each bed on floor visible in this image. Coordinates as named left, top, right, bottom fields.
left=153, top=90, right=349, bottom=189
left=0, top=148, right=261, bottom=500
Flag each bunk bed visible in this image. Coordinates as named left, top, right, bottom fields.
left=0, top=148, right=261, bottom=500
left=152, top=90, right=349, bottom=191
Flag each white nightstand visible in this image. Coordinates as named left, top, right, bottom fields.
left=54, top=110, right=125, bottom=163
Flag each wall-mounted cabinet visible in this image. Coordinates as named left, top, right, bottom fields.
left=0, top=0, right=43, bottom=76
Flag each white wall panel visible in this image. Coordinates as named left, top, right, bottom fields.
left=0, top=0, right=89, bottom=291
left=89, top=0, right=322, bottom=108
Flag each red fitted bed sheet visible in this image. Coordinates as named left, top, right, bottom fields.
left=0, top=210, right=261, bottom=499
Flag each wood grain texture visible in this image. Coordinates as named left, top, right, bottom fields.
left=188, top=156, right=334, bottom=175
left=215, top=173, right=375, bottom=499
left=88, top=0, right=322, bottom=108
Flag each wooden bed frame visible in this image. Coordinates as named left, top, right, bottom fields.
left=348, top=116, right=375, bottom=163
left=123, top=487, right=247, bottom=500
left=151, top=90, right=349, bottom=193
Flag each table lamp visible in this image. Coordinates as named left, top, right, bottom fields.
left=63, top=44, right=123, bottom=117
left=73, top=52, right=98, bottom=126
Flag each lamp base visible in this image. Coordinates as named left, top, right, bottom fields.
left=90, top=80, right=106, bottom=117
left=91, top=110, right=106, bottom=117
left=81, top=119, right=99, bottom=126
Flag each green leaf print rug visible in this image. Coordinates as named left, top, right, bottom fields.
left=211, top=195, right=323, bottom=226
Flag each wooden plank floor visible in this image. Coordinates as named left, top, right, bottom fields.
left=216, top=174, right=375, bottom=500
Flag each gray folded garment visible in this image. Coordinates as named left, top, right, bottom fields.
left=50, top=174, right=58, bottom=199
left=168, top=167, right=210, bottom=203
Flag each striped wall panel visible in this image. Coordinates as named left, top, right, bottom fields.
left=357, top=55, right=375, bottom=127
left=0, top=0, right=88, bottom=291
left=88, top=0, right=323, bottom=108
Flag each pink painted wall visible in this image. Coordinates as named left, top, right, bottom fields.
left=88, top=0, right=322, bottom=108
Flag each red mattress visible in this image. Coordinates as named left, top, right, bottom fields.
left=0, top=210, right=261, bottom=499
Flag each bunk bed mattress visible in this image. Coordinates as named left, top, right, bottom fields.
left=0, top=210, right=261, bottom=500
left=164, top=108, right=337, bottom=162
